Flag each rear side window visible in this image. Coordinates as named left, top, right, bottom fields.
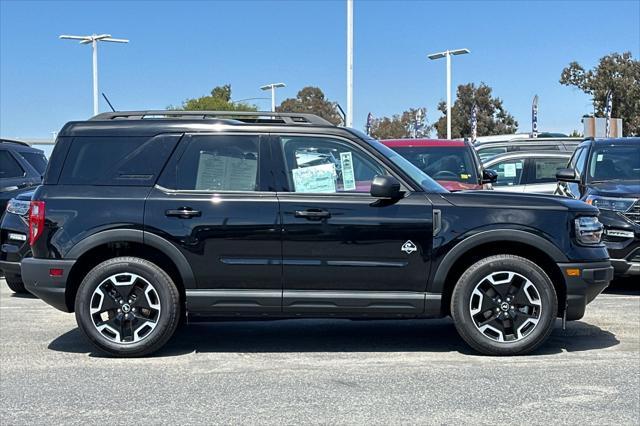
left=174, top=135, right=260, bottom=191
left=19, top=151, right=48, bottom=175
left=0, top=150, right=25, bottom=179
left=529, top=157, right=569, bottom=184
left=59, top=135, right=180, bottom=186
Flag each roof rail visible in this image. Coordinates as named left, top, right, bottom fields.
left=90, top=110, right=334, bottom=126
left=0, top=138, right=30, bottom=147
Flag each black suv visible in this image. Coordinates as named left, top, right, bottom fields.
left=22, top=111, right=612, bottom=357
left=1, top=139, right=47, bottom=213
left=0, top=189, right=33, bottom=293
left=556, top=138, right=640, bottom=277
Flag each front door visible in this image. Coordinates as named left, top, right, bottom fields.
left=144, top=133, right=282, bottom=314
left=273, top=134, right=433, bottom=316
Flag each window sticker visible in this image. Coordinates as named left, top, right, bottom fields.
left=195, top=152, right=257, bottom=191
left=515, top=162, right=523, bottom=169
left=292, top=163, right=336, bottom=193
left=597, top=154, right=603, bottom=161
left=460, top=173, right=470, bottom=180
left=503, top=163, right=517, bottom=177
left=340, top=152, right=356, bottom=191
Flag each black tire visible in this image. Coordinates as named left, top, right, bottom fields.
left=75, top=257, right=181, bottom=357
left=451, top=254, right=557, bottom=356
left=5, top=275, right=27, bottom=294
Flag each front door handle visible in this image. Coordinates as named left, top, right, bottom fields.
left=294, top=209, right=331, bottom=220
left=165, top=208, right=201, bottom=219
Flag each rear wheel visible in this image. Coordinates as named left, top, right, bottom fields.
left=451, top=254, right=557, bottom=355
left=5, top=275, right=27, bottom=294
left=75, top=257, right=180, bottom=357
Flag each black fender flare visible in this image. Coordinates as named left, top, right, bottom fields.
left=429, top=229, right=568, bottom=294
left=66, top=229, right=196, bottom=289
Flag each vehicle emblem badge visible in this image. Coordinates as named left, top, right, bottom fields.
left=401, top=240, right=417, bottom=254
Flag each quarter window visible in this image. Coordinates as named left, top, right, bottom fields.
left=175, top=135, right=260, bottom=191
left=279, top=136, right=383, bottom=193
left=0, top=151, right=25, bottom=179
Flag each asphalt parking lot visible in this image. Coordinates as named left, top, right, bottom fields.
left=0, top=278, right=638, bottom=425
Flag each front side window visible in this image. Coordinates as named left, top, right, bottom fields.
left=530, top=157, right=569, bottom=184
left=176, top=135, right=259, bottom=191
left=280, top=136, right=382, bottom=193
left=0, top=150, right=25, bottom=179
left=492, top=159, right=525, bottom=187
left=588, top=145, right=640, bottom=182
left=391, top=146, right=478, bottom=184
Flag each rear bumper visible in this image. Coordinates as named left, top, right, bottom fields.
left=558, top=260, right=613, bottom=321
left=22, top=258, right=75, bottom=312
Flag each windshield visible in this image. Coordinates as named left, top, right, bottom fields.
left=588, top=145, right=640, bottom=182
left=351, top=132, right=446, bottom=193
left=390, top=146, right=479, bottom=184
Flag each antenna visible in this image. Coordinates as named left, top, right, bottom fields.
left=102, top=92, right=116, bottom=112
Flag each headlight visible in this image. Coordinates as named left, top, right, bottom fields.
left=6, top=199, right=30, bottom=216
left=574, top=216, right=604, bottom=245
left=585, top=195, right=636, bottom=212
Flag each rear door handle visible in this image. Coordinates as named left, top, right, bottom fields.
left=294, top=209, right=331, bottom=220
left=165, top=208, right=201, bottom=219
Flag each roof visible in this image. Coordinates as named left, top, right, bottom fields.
left=483, top=150, right=572, bottom=166
left=589, top=137, right=640, bottom=145
left=381, top=139, right=467, bottom=148
left=1, top=138, right=30, bottom=147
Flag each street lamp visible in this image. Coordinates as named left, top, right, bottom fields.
left=59, top=33, right=129, bottom=116
left=260, top=83, right=286, bottom=112
left=428, top=48, right=470, bottom=139
left=346, top=0, right=353, bottom=128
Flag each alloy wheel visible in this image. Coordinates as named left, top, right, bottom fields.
left=469, top=271, right=542, bottom=343
left=89, top=273, right=161, bottom=344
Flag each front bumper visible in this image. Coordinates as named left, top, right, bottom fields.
left=558, top=260, right=613, bottom=321
left=599, top=209, right=640, bottom=276
left=22, top=258, right=76, bottom=312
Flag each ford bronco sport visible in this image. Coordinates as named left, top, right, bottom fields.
left=22, top=111, right=613, bottom=357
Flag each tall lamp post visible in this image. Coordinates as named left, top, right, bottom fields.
left=346, top=0, right=353, bottom=128
left=260, top=83, right=286, bottom=112
left=59, top=34, right=129, bottom=116
left=427, top=48, right=470, bottom=139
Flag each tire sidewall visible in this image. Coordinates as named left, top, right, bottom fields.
left=75, top=258, right=179, bottom=357
left=452, top=255, right=557, bottom=355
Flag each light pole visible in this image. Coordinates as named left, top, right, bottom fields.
left=346, top=0, right=353, bottom=127
left=428, top=48, right=470, bottom=139
left=260, top=83, right=286, bottom=112
left=59, top=34, right=129, bottom=116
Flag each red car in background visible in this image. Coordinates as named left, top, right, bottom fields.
left=382, top=139, right=495, bottom=191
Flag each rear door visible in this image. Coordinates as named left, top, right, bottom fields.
left=273, top=133, right=433, bottom=316
left=144, top=133, right=282, bottom=314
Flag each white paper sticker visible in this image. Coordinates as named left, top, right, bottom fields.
left=195, top=152, right=257, bottom=191
left=597, top=154, right=603, bottom=161
left=292, top=163, right=336, bottom=193
left=340, top=152, right=356, bottom=191
left=515, top=162, right=523, bottom=169
left=503, top=163, right=517, bottom=177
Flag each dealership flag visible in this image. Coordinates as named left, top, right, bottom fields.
left=604, top=90, right=613, bottom=137
left=531, top=95, right=539, bottom=138
left=470, top=104, right=478, bottom=142
left=366, top=112, right=373, bottom=135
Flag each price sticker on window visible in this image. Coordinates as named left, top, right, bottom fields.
left=340, top=152, right=356, bottom=191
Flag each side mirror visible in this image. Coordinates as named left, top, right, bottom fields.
left=482, top=169, right=498, bottom=184
left=370, top=175, right=402, bottom=199
left=556, top=168, right=578, bottom=182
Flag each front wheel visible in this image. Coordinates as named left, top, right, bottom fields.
left=451, top=254, right=557, bottom=355
left=75, top=257, right=181, bottom=357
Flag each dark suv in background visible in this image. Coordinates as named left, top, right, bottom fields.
left=556, top=138, right=640, bottom=277
left=22, top=111, right=612, bottom=357
left=1, top=139, right=47, bottom=213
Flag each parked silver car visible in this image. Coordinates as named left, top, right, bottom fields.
left=484, top=151, right=571, bottom=194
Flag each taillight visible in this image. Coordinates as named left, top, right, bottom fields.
left=29, top=201, right=45, bottom=246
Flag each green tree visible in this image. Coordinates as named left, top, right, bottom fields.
left=568, top=129, right=583, bottom=138
left=434, top=83, right=518, bottom=139
left=560, top=52, right=640, bottom=136
left=277, top=87, right=342, bottom=125
left=369, top=108, right=431, bottom=139
left=170, top=84, right=257, bottom=111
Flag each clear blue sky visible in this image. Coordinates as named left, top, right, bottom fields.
left=1, top=0, right=638, bottom=139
